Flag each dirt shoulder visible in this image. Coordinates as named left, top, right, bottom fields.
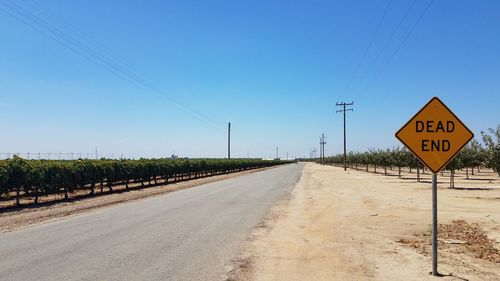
left=231, top=163, right=500, bottom=281
left=0, top=166, right=277, bottom=233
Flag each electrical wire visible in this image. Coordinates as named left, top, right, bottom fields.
left=0, top=0, right=225, bottom=131
left=343, top=0, right=393, bottom=95
left=348, top=0, right=417, bottom=96
left=356, top=0, right=435, bottom=98
left=22, top=0, right=145, bottom=81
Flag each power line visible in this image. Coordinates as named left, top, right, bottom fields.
left=348, top=0, right=417, bottom=97
left=22, top=0, right=141, bottom=76
left=0, top=0, right=225, bottom=131
left=343, top=0, right=393, bottom=94
left=1, top=0, right=270, bottom=151
left=357, top=0, right=435, bottom=97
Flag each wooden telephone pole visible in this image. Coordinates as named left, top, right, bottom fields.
left=336, top=102, right=354, bottom=171
left=228, top=122, right=231, bottom=159
left=319, top=134, right=327, bottom=165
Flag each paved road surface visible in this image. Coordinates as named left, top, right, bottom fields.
left=0, top=163, right=303, bottom=281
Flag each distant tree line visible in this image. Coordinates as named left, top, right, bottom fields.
left=0, top=158, right=293, bottom=207
left=317, top=126, right=500, bottom=188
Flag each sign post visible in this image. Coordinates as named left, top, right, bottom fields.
left=432, top=173, right=437, bottom=275
left=395, top=97, right=473, bottom=276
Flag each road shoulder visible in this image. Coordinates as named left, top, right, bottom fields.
left=230, top=163, right=500, bottom=281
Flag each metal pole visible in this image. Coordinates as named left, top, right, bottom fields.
left=228, top=122, right=231, bottom=159
left=323, top=134, right=325, bottom=162
left=432, top=173, right=438, bottom=276
left=319, top=137, right=322, bottom=164
left=343, top=105, right=347, bottom=171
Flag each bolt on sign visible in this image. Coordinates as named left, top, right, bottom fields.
left=395, top=97, right=474, bottom=173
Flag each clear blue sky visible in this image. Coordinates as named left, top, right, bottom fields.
left=0, top=0, right=498, bottom=159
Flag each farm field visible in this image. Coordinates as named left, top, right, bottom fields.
left=230, top=163, right=500, bottom=281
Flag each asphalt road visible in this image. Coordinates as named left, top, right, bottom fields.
left=0, top=163, right=303, bottom=281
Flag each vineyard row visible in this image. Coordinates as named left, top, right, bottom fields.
left=0, top=157, right=293, bottom=206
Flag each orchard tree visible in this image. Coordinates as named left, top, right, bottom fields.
left=407, top=153, right=424, bottom=182
left=445, top=155, right=462, bottom=189
left=7, top=156, right=30, bottom=206
left=0, top=162, right=9, bottom=199
left=378, top=149, right=392, bottom=175
left=481, top=125, right=500, bottom=176
left=458, top=143, right=475, bottom=179
left=392, top=147, right=407, bottom=178
left=468, top=139, right=485, bottom=175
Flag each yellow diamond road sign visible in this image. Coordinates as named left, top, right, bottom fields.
left=395, top=97, right=474, bottom=173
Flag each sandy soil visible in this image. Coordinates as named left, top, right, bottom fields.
left=230, top=163, right=500, bottom=281
left=0, top=166, right=275, bottom=233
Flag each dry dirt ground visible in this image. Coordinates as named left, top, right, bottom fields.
left=230, top=163, right=500, bottom=281
left=0, top=167, right=274, bottom=232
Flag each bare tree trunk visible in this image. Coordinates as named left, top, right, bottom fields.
left=417, top=168, right=420, bottom=182
left=466, top=167, right=469, bottom=179
left=449, top=170, right=455, bottom=188
left=34, top=185, right=39, bottom=204
left=398, top=166, right=401, bottom=178
left=16, top=186, right=20, bottom=206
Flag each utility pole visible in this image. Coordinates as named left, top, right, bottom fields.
left=95, top=147, right=98, bottom=160
left=228, top=122, right=231, bottom=159
left=319, top=138, right=322, bottom=163
left=276, top=146, right=279, bottom=160
left=319, top=137, right=322, bottom=164
left=319, top=133, right=327, bottom=165
left=336, top=102, right=354, bottom=171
